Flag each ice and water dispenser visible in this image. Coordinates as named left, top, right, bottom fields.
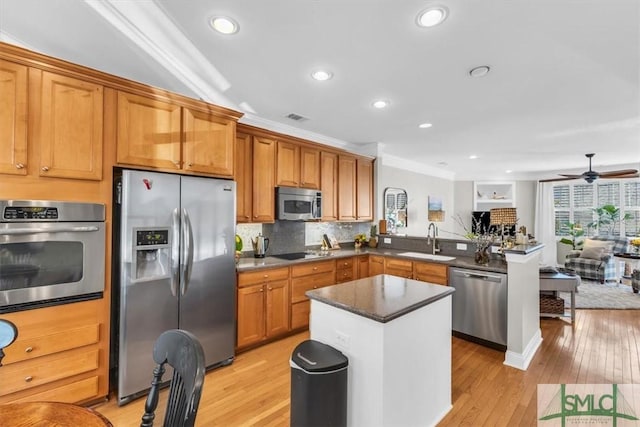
left=133, top=228, right=170, bottom=280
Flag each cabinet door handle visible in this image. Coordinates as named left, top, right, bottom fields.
left=263, top=274, right=269, bottom=278
left=187, top=163, right=193, bottom=167
left=260, top=287, right=264, bottom=292
left=15, top=163, right=25, bottom=169
left=267, top=286, right=273, bottom=291
left=24, top=376, right=33, bottom=382
left=41, top=166, right=50, bottom=172
left=25, top=346, right=33, bottom=353
left=313, top=267, right=317, bottom=271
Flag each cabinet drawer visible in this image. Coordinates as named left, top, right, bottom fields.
left=336, top=268, right=355, bottom=283
left=335, top=257, right=354, bottom=270
left=0, top=348, right=99, bottom=396
left=291, top=274, right=335, bottom=303
left=238, top=267, right=289, bottom=287
left=384, top=258, right=413, bottom=271
left=291, top=260, right=335, bottom=277
left=291, top=301, right=310, bottom=330
left=370, top=255, right=384, bottom=265
left=2, top=376, right=100, bottom=404
left=414, top=262, right=448, bottom=285
left=4, top=324, right=100, bottom=364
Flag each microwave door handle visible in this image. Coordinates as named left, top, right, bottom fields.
left=311, top=199, right=318, bottom=219
left=180, top=208, right=194, bottom=295
left=170, top=208, right=180, bottom=297
left=0, top=226, right=100, bottom=235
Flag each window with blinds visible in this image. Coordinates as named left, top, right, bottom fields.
left=553, top=179, right=640, bottom=237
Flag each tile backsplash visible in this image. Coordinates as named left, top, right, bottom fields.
left=236, top=221, right=372, bottom=255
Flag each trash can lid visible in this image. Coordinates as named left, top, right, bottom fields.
left=291, top=340, right=348, bottom=372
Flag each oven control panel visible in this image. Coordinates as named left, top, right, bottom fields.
left=3, top=206, right=58, bottom=220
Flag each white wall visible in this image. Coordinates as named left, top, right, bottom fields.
left=452, top=180, right=537, bottom=238
left=375, top=163, right=455, bottom=238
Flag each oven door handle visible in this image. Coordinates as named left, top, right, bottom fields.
left=180, top=208, right=194, bottom=296
left=0, top=226, right=100, bottom=235
left=170, top=208, right=180, bottom=297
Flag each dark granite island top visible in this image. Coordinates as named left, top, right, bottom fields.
left=306, top=274, right=455, bottom=323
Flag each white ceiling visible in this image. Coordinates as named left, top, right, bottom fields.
left=1, top=0, right=639, bottom=181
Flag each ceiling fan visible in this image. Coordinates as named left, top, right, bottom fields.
left=540, top=153, right=639, bottom=183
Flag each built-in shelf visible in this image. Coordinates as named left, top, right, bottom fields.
left=474, top=181, right=516, bottom=211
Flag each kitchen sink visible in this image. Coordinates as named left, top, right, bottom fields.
left=397, top=252, right=456, bottom=261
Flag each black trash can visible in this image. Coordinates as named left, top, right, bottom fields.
left=290, top=339, right=348, bottom=427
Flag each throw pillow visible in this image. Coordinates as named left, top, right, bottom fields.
left=579, top=239, right=612, bottom=260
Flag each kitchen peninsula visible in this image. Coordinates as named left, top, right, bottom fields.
left=306, top=274, right=454, bottom=427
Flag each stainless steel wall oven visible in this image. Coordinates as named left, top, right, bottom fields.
left=0, top=200, right=105, bottom=313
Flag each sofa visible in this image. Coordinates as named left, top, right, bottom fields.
left=564, top=236, right=630, bottom=283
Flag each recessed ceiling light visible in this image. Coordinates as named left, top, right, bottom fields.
left=469, top=155, right=478, bottom=160
left=416, top=6, right=448, bottom=28
left=437, top=161, right=448, bottom=167
left=418, top=123, right=433, bottom=129
left=505, top=170, right=513, bottom=173
left=469, top=65, right=490, bottom=77
left=311, top=70, right=333, bottom=81
left=210, top=16, right=239, bottom=35
left=372, top=100, right=390, bottom=109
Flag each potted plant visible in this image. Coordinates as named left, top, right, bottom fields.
left=368, top=224, right=378, bottom=248
left=589, top=204, right=632, bottom=235
left=557, top=222, right=584, bottom=265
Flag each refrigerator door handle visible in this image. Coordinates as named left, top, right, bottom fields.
left=181, top=208, right=194, bottom=295
left=170, top=208, right=180, bottom=297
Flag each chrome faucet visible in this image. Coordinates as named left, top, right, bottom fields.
left=427, top=222, right=439, bottom=255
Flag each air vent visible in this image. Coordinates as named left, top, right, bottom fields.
left=285, top=113, right=309, bottom=122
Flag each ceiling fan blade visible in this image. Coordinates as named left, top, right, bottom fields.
left=539, top=176, right=580, bottom=183
left=598, top=169, right=639, bottom=177
left=600, top=172, right=639, bottom=179
left=559, top=174, right=583, bottom=178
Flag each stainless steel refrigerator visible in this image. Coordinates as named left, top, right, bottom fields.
left=113, top=169, right=236, bottom=404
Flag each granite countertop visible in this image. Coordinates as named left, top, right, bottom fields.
left=306, top=274, right=455, bottom=323
left=236, top=247, right=510, bottom=274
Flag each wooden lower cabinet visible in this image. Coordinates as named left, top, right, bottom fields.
left=336, top=256, right=357, bottom=283
left=236, top=267, right=290, bottom=350
left=413, top=261, right=449, bottom=285
left=290, top=260, right=336, bottom=330
left=384, top=257, right=413, bottom=279
left=0, top=300, right=108, bottom=404
left=357, top=255, right=370, bottom=278
left=370, top=255, right=385, bottom=276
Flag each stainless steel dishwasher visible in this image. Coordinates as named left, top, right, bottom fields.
left=449, top=267, right=507, bottom=348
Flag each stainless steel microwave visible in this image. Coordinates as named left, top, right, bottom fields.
left=276, top=187, right=322, bottom=221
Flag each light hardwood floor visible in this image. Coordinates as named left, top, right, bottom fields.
left=93, top=309, right=640, bottom=426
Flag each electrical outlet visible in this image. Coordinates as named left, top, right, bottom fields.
left=384, top=237, right=392, bottom=244
left=335, top=331, right=350, bottom=349
left=456, top=243, right=467, bottom=250
left=491, top=245, right=501, bottom=253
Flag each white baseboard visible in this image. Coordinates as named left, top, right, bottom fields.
left=504, top=329, right=543, bottom=371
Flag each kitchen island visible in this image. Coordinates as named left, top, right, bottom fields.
left=306, top=274, right=454, bottom=427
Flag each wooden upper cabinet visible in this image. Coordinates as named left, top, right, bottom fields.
left=320, top=151, right=338, bottom=221
left=276, top=140, right=300, bottom=187
left=356, top=158, right=373, bottom=220
left=39, top=71, right=103, bottom=180
left=252, top=136, right=276, bottom=223
left=116, top=91, right=181, bottom=170
left=0, top=60, right=28, bottom=176
left=300, top=146, right=320, bottom=189
left=182, top=107, right=235, bottom=176
left=235, top=132, right=253, bottom=223
left=338, top=155, right=357, bottom=221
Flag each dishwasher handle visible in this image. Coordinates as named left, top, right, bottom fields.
left=451, top=269, right=504, bottom=283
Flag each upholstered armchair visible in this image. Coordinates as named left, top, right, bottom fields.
left=564, top=236, right=630, bottom=283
